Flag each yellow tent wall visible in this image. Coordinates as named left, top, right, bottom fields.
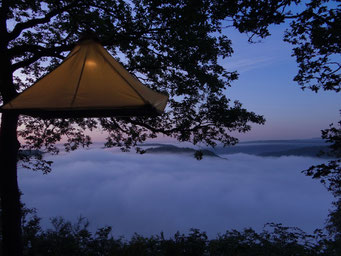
left=1, top=39, right=168, bottom=118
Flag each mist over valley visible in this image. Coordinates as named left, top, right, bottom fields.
left=18, top=139, right=333, bottom=238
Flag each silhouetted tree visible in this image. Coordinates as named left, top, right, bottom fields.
left=0, top=0, right=339, bottom=255
left=283, top=0, right=340, bottom=92
left=305, top=119, right=341, bottom=197
left=288, top=0, right=341, bottom=243
left=303, top=118, right=341, bottom=244
left=290, top=0, right=341, bottom=246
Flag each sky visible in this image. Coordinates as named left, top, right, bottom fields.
left=19, top=148, right=333, bottom=238
left=219, top=25, right=340, bottom=141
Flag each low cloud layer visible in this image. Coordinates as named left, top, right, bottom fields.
left=18, top=149, right=333, bottom=238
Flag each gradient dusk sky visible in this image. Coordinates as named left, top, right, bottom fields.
left=222, top=24, right=340, bottom=141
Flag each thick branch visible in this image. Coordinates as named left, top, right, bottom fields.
left=10, top=44, right=74, bottom=71
left=8, top=44, right=74, bottom=59
left=11, top=53, right=63, bottom=72
left=0, top=0, right=10, bottom=37
left=125, top=118, right=207, bottom=135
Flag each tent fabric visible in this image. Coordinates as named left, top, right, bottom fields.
left=1, top=39, right=168, bottom=118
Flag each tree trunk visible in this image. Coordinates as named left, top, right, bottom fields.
left=0, top=112, right=23, bottom=256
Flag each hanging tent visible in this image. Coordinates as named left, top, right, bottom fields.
left=1, top=39, right=168, bottom=118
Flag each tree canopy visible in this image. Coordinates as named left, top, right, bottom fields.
left=2, top=0, right=269, bottom=166
left=1, top=1, right=339, bottom=163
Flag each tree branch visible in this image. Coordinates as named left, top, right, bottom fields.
left=0, top=0, right=10, bottom=36
left=8, top=43, right=74, bottom=59
left=7, top=2, right=78, bottom=41
left=11, top=52, right=65, bottom=72
left=125, top=118, right=208, bottom=135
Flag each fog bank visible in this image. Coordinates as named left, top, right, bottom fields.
left=19, top=149, right=332, bottom=238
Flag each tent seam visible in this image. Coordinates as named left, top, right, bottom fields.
left=70, top=49, right=87, bottom=107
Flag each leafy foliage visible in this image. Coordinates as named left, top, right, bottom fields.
left=303, top=116, right=341, bottom=239
left=304, top=118, right=341, bottom=196
left=284, top=0, right=341, bottom=92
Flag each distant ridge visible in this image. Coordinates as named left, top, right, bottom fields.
left=238, top=138, right=326, bottom=144
left=143, top=144, right=222, bottom=158
left=140, top=139, right=332, bottom=158
left=212, top=138, right=331, bottom=158
left=258, top=146, right=331, bottom=158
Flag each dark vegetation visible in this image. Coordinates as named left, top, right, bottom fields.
left=1, top=208, right=341, bottom=256
left=303, top=119, right=341, bottom=241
